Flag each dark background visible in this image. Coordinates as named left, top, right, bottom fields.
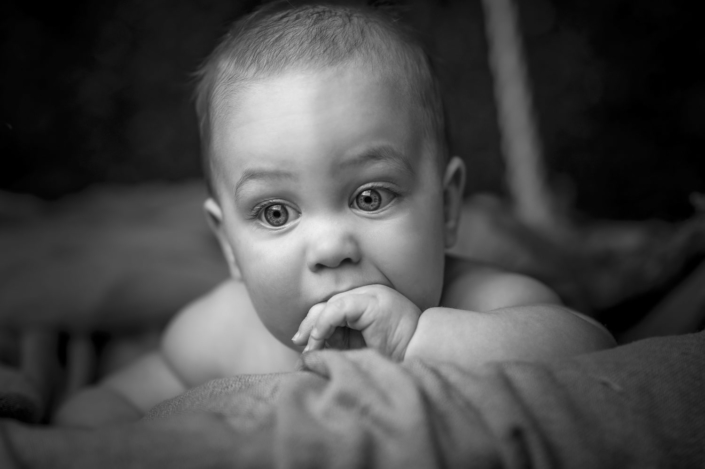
left=1, top=0, right=703, bottom=222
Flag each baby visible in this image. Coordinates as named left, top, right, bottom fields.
left=54, top=1, right=615, bottom=427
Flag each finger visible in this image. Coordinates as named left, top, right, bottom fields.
left=303, top=333, right=326, bottom=352
left=304, top=301, right=349, bottom=353
left=306, top=294, right=370, bottom=351
left=305, top=304, right=344, bottom=351
left=293, top=303, right=325, bottom=345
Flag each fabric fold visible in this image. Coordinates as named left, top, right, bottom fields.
left=0, top=332, right=703, bottom=468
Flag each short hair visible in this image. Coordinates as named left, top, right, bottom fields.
left=194, top=1, right=447, bottom=196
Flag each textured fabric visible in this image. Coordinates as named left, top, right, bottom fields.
left=1, top=332, right=704, bottom=468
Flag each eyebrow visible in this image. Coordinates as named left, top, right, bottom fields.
left=234, top=167, right=295, bottom=199
left=233, top=145, right=413, bottom=199
left=339, top=145, right=415, bottom=177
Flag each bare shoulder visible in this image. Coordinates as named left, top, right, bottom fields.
left=441, top=255, right=561, bottom=312
left=161, top=279, right=255, bottom=387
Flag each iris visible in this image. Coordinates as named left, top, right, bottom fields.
left=356, top=189, right=381, bottom=211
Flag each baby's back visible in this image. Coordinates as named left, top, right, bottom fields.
left=161, top=281, right=300, bottom=385
left=164, top=254, right=561, bottom=385
left=441, top=255, right=561, bottom=312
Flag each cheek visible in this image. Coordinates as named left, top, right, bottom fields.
left=369, top=200, right=446, bottom=310
left=233, top=234, right=306, bottom=341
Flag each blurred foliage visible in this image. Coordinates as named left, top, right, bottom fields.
left=1, top=0, right=704, bottom=221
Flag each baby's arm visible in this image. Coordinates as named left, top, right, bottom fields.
left=405, top=272, right=616, bottom=365
left=53, top=350, right=186, bottom=427
left=405, top=303, right=615, bottom=365
left=53, top=282, right=233, bottom=427
left=295, top=266, right=614, bottom=367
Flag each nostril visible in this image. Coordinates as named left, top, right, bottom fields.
left=306, top=229, right=361, bottom=271
left=314, top=256, right=355, bottom=271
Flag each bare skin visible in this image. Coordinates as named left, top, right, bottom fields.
left=53, top=66, right=615, bottom=428
left=53, top=255, right=614, bottom=427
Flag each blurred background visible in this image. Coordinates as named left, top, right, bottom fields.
left=0, top=0, right=703, bottom=422
left=2, top=0, right=703, bottom=222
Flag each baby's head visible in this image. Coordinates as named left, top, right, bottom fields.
left=195, top=1, right=466, bottom=348
left=195, top=0, right=452, bottom=195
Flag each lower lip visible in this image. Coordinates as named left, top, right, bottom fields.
left=317, top=283, right=382, bottom=304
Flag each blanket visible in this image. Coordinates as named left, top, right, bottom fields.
left=2, top=331, right=704, bottom=468
left=2, top=182, right=705, bottom=467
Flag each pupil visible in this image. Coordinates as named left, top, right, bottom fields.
left=265, top=204, right=288, bottom=226
left=357, top=189, right=381, bottom=211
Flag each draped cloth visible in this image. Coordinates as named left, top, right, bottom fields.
left=2, top=331, right=704, bottom=468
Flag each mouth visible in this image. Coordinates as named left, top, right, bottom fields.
left=314, top=282, right=381, bottom=305
left=318, top=290, right=345, bottom=304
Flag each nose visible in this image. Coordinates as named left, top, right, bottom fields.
left=305, top=217, right=361, bottom=272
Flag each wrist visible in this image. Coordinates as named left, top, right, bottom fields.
left=403, top=307, right=444, bottom=361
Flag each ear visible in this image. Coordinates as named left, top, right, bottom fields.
left=204, top=198, right=242, bottom=280
left=441, top=156, right=466, bottom=249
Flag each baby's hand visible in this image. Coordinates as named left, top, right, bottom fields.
left=292, top=285, right=421, bottom=361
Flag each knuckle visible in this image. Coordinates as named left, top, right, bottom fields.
left=328, top=296, right=348, bottom=311
left=309, top=303, right=326, bottom=316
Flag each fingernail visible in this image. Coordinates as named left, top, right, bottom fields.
left=292, top=332, right=300, bottom=342
left=303, top=345, right=310, bottom=353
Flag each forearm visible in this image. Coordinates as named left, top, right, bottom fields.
left=52, top=384, right=143, bottom=428
left=52, top=351, right=187, bottom=428
left=404, top=304, right=616, bottom=367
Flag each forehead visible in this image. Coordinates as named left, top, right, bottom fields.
left=210, top=66, right=430, bottom=185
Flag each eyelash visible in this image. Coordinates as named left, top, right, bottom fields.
left=248, top=184, right=400, bottom=226
left=350, top=183, right=399, bottom=211
left=249, top=199, right=294, bottom=220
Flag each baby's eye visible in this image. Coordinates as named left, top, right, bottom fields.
left=259, top=203, right=298, bottom=227
left=352, top=188, right=395, bottom=212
